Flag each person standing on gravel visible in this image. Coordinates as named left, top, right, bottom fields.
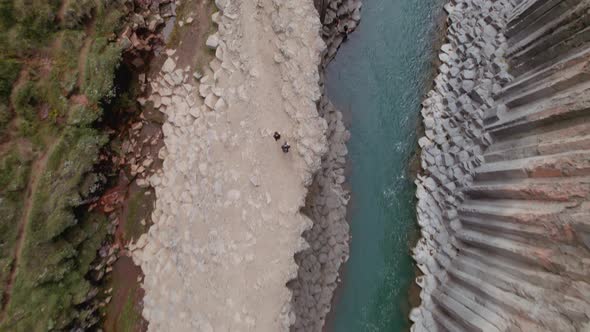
left=282, top=142, right=291, bottom=153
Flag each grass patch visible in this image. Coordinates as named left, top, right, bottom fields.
left=0, top=0, right=61, bottom=56
left=0, top=104, right=10, bottom=135
left=30, top=127, right=108, bottom=243
left=84, top=37, right=122, bottom=104
left=0, top=148, right=30, bottom=192
left=166, top=0, right=194, bottom=49
left=67, top=104, right=101, bottom=127
left=0, top=58, right=21, bottom=104
left=0, top=58, right=22, bottom=132
left=116, top=286, right=142, bottom=332
left=1, top=127, right=108, bottom=331
left=94, top=2, right=126, bottom=38
left=1, top=212, right=108, bottom=332
left=124, top=187, right=153, bottom=241
left=12, top=81, right=39, bottom=120
left=52, top=30, right=86, bottom=94
left=0, top=0, right=139, bottom=330
left=0, top=147, right=31, bottom=304
left=12, top=81, right=41, bottom=137
left=62, top=0, right=97, bottom=29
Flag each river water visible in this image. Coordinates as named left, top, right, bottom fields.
left=325, top=0, right=444, bottom=331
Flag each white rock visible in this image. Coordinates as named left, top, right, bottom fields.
left=214, top=0, right=228, bottom=11
left=205, top=93, right=218, bottom=109
left=189, top=107, right=201, bottom=119
left=186, top=93, right=198, bottom=107
left=172, top=72, right=184, bottom=86
left=212, top=12, right=221, bottom=24
left=199, top=84, right=212, bottom=98
left=160, top=87, right=172, bottom=97
left=226, top=189, right=241, bottom=201
left=137, top=178, right=150, bottom=188
left=153, top=95, right=162, bottom=108
left=136, top=234, right=148, bottom=249
left=214, top=98, right=227, bottom=112
left=162, top=57, right=176, bottom=73
left=206, top=34, right=219, bottom=49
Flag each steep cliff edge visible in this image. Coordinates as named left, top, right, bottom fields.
left=413, top=0, right=590, bottom=330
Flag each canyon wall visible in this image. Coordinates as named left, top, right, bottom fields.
left=288, top=0, right=361, bottom=331
left=413, top=0, right=590, bottom=330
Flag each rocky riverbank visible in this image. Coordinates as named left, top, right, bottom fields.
left=127, top=0, right=369, bottom=329
left=131, top=0, right=338, bottom=330
left=412, top=0, right=590, bottom=329
left=288, top=0, right=361, bottom=330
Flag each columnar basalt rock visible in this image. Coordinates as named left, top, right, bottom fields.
left=133, top=0, right=331, bottom=330
left=412, top=0, right=590, bottom=330
left=288, top=0, right=361, bottom=330
left=289, top=96, right=351, bottom=332
left=319, top=0, right=362, bottom=65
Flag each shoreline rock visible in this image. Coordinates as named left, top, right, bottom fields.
left=289, top=0, right=361, bottom=330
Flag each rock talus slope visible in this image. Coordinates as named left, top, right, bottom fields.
left=413, top=0, right=590, bottom=330
left=132, top=0, right=330, bottom=330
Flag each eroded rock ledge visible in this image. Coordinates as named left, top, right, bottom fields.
left=412, top=0, right=590, bottom=330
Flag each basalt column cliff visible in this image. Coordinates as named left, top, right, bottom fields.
left=413, top=0, right=590, bottom=330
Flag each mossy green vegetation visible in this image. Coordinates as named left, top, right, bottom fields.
left=125, top=187, right=153, bottom=241
left=0, top=59, right=20, bottom=103
left=85, top=38, right=122, bottom=104
left=0, top=0, right=136, bottom=330
left=52, top=30, right=86, bottom=95
left=1, top=127, right=108, bottom=331
left=0, top=147, right=31, bottom=304
left=0, top=1, right=60, bottom=56
left=116, top=284, right=143, bottom=332
left=0, top=59, right=21, bottom=133
left=29, top=127, right=108, bottom=243
left=82, top=2, right=128, bottom=105
left=2, top=213, right=108, bottom=331
left=61, top=0, right=97, bottom=29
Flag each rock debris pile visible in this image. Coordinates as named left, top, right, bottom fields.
left=108, top=0, right=177, bottom=67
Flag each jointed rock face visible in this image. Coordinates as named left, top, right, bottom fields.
left=133, top=0, right=330, bottom=330
left=413, top=0, right=590, bottom=330
left=288, top=0, right=361, bottom=330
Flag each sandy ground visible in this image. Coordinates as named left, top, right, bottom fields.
left=132, top=0, right=328, bottom=330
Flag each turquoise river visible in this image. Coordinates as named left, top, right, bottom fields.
left=325, top=0, right=445, bottom=331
